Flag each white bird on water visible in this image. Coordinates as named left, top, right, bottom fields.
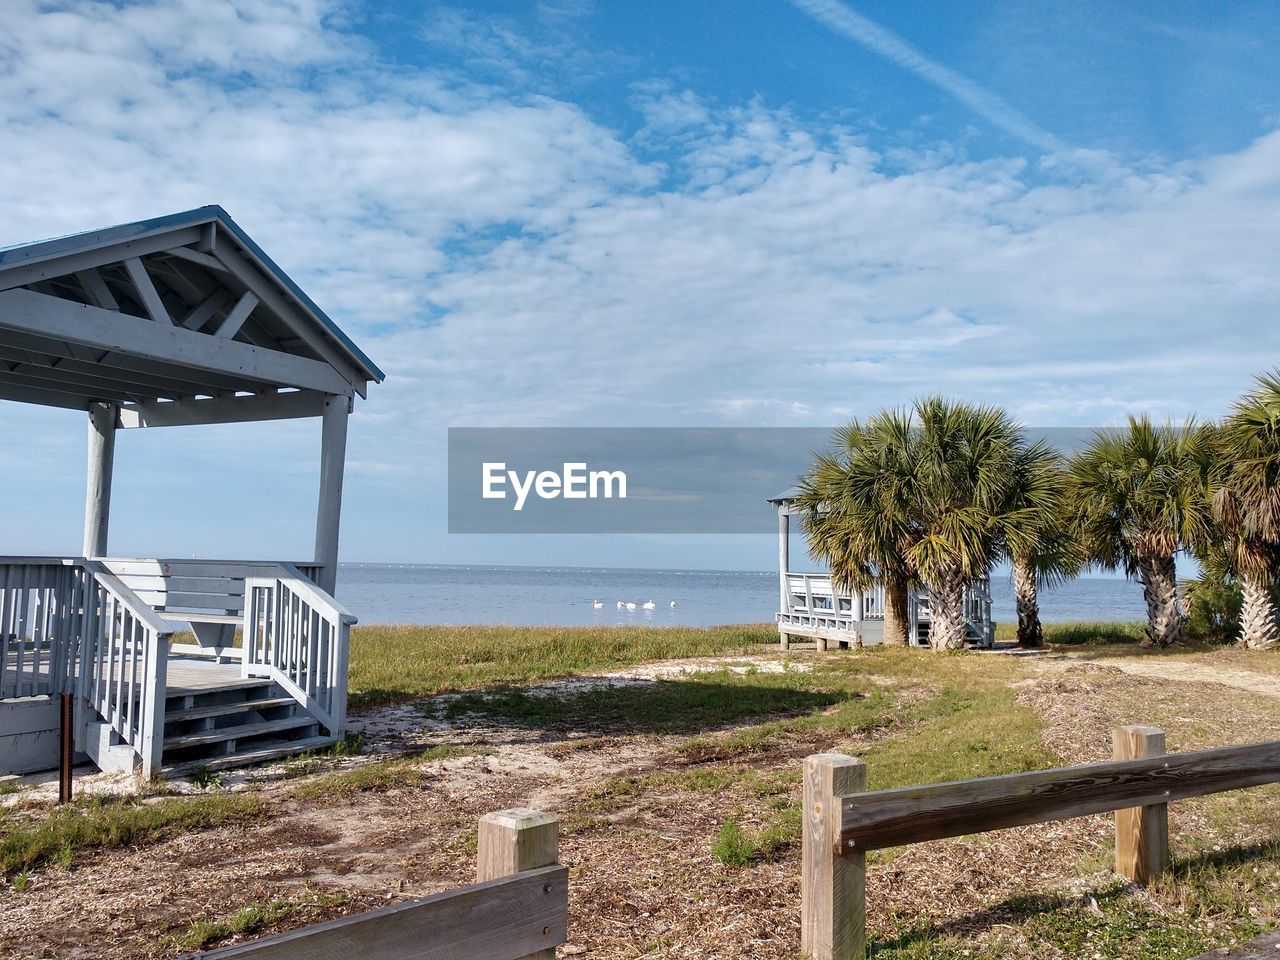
left=670, top=601, right=677, bottom=608
left=616, top=600, right=625, bottom=609
left=592, top=600, right=604, bottom=609
left=625, top=601, right=637, bottom=611
left=642, top=600, right=656, bottom=610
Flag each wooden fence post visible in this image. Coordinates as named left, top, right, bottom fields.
left=478, top=808, right=561, bottom=960
left=802, top=753, right=867, bottom=960
left=1114, top=725, right=1169, bottom=884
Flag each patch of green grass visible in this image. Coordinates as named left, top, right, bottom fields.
left=188, top=766, right=226, bottom=790
left=446, top=670, right=844, bottom=736
left=288, top=745, right=489, bottom=801
left=712, top=817, right=756, bottom=867
left=347, top=624, right=774, bottom=707
left=861, top=685, right=1055, bottom=791
left=996, top=620, right=1145, bottom=647
left=169, top=889, right=353, bottom=952
left=678, top=685, right=895, bottom=760
left=0, top=793, right=266, bottom=877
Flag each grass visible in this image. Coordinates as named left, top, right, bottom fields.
left=445, top=669, right=847, bottom=736
left=346, top=623, right=772, bottom=707
left=0, top=793, right=266, bottom=877
left=288, top=744, right=490, bottom=801
left=168, top=888, right=354, bottom=952
left=996, top=620, right=1147, bottom=646
left=10, top=620, right=1280, bottom=959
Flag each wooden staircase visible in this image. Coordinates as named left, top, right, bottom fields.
left=160, top=678, right=332, bottom=777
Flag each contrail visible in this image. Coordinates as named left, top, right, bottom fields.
left=788, top=0, right=1062, bottom=153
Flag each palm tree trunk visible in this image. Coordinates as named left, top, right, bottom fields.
left=925, top=568, right=968, bottom=651
left=1013, top=559, right=1043, bottom=648
left=882, top=572, right=909, bottom=647
left=1238, top=574, right=1279, bottom=650
left=1138, top=554, right=1182, bottom=647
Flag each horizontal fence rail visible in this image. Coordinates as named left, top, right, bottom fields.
left=802, top=727, right=1280, bottom=960
left=196, top=809, right=565, bottom=960
left=196, top=866, right=567, bottom=960
left=839, top=738, right=1280, bottom=852
left=834, top=742, right=1280, bottom=855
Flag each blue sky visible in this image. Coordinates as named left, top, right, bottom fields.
left=1, top=0, right=1278, bottom=572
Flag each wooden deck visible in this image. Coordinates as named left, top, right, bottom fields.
left=4, top=656, right=255, bottom=697
left=165, top=657, right=259, bottom=695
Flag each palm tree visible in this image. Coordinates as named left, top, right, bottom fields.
left=905, top=397, right=1026, bottom=650
left=1003, top=443, right=1084, bottom=648
left=1213, top=372, right=1280, bottom=648
left=1067, top=417, right=1215, bottom=647
left=798, top=398, right=1028, bottom=651
left=797, top=411, right=917, bottom=647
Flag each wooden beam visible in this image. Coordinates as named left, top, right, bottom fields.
left=0, top=288, right=354, bottom=396
left=198, top=865, right=568, bottom=960
left=209, top=239, right=364, bottom=396
left=84, top=403, right=116, bottom=557
left=122, top=257, right=171, bottom=324
left=74, top=269, right=119, bottom=310
left=118, top=390, right=327, bottom=428
left=0, top=359, right=166, bottom=402
left=1114, top=726, right=1169, bottom=884
left=0, top=226, right=204, bottom=292
left=180, top=289, right=233, bottom=331
left=215, top=291, right=259, bottom=338
left=162, top=245, right=228, bottom=273
left=0, top=380, right=90, bottom=411
left=0, top=327, right=269, bottom=396
left=840, top=738, right=1280, bottom=852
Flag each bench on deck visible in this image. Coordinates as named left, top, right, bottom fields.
left=100, top=559, right=323, bottom=662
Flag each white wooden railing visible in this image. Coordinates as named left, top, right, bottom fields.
left=242, top=564, right=355, bottom=738
left=0, top=558, right=82, bottom=699
left=80, top=562, right=177, bottom=777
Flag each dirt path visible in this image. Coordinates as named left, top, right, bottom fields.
left=1040, top=652, right=1279, bottom=699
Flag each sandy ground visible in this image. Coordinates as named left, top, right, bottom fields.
left=1, top=648, right=1277, bottom=959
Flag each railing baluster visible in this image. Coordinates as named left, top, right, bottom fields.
left=14, top=568, right=30, bottom=697
left=0, top=566, right=12, bottom=700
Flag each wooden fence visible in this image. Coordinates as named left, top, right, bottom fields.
left=193, top=809, right=566, bottom=960
left=802, top=726, right=1280, bottom=960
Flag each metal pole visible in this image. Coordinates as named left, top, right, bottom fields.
left=59, top=692, right=74, bottom=803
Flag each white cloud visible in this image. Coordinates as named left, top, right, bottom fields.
left=1, top=0, right=1278, bottom=560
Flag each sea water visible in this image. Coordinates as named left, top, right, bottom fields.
left=336, top=563, right=1146, bottom=628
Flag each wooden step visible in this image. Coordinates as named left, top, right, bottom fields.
left=163, top=715, right=317, bottom=750
left=162, top=735, right=335, bottom=778
left=166, top=696, right=296, bottom=723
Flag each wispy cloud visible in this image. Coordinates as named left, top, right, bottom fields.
left=1, top=0, right=1277, bottom=564
left=787, top=0, right=1062, bottom=153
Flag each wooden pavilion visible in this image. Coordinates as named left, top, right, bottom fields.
left=0, top=206, right=383, bottom=778
left=768, top=489, right=995, bottom=649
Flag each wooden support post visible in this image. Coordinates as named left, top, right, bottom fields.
left=778, top=507, right=790, bottom=649
left=477, top=808, right=560, bottom=960
left=1114, top=725, right=1169, bottom=885
left=314, top=394, right=349, bottom=595
left=803, top=753, right=866, bottom=960
left=83, top=402, right=117, bottom=558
